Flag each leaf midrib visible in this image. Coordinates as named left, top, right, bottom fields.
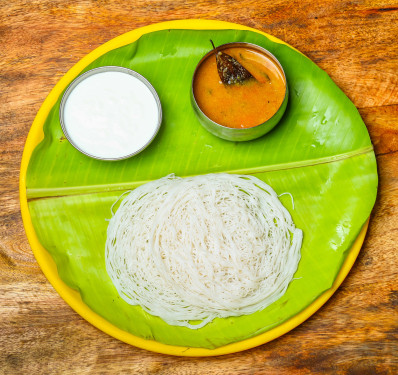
left=26, top=146, right=374, bottom=200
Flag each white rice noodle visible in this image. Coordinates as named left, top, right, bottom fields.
left=105, top=173, right=302, bottom=329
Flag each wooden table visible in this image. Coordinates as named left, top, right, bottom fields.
left=1, top=1, right=397, bottom=373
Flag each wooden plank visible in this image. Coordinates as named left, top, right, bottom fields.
left=0, top=0, right=397, bottom=373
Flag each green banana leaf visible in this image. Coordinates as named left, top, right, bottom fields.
left=25, top=28, right=377, bottom=349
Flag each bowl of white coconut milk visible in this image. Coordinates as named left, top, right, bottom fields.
left=59, top=66, right=162, bottom=160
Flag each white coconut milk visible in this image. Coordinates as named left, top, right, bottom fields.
left=63, top=70, right=160, bottom=159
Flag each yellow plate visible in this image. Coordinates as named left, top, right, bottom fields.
left=20, top=19, right=369, bottom=356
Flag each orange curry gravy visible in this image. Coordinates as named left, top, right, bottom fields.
left=193, top=46, right=286, bottom=129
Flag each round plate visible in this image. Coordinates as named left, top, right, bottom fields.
left=20, top=20, right=376, bottom=356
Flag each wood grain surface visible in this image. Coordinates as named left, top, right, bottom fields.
left=1, top=0, right=397, bottom=374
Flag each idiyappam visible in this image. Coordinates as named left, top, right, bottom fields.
left=105, top=173, right=302, bottom=329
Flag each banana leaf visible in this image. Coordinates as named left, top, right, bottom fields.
left=23, top=27, right=377, bottom=350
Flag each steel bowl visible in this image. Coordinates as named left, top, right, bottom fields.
left=59, top=66, right=162, bottom=161
left=191, top=42, right=288, bottom=142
